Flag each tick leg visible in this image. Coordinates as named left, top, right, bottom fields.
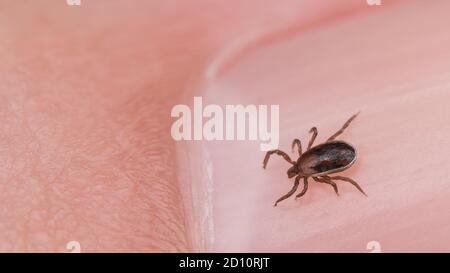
left=327, top=112, right=360, bottom=142
left=313, top=176, right=339, bottom=196
left=295, top=177, right=309, bottom=199
left=263, top=149, right=294, bottom=169
left=274, top=176, right=300, bottom=206
left=327, top=175, right=367, bottom=196
left=291, top=139, right=302, bottom=157
left=307, top=127, right=318, bottom=150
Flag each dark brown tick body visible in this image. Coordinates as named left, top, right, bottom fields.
left=263, top=112, right=367, bottom=206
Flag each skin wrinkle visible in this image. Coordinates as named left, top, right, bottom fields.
left=0, top=71, right=189, bottom=252
left=110, top=94, right=190, bottom=252
left=0, top=1, right=197, bottom=252
left=98, top=110, right=188, bottom=251
left=24, top=94, right=68, bottom=248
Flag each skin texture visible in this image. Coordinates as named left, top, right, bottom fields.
left=4, top=0, right=450, bottom=253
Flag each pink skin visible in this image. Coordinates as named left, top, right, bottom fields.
left=1, top=0, right=448, bottom=253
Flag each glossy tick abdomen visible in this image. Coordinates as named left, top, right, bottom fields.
left=298, top=141, right=356, bottom=176
left=262, top=112, right=366, bottom=206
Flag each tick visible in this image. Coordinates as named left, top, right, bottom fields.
left=262, top=112, right=367, bottom=206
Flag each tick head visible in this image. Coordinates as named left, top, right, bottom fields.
left=287, top=164, right=300, bottom=178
